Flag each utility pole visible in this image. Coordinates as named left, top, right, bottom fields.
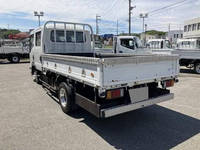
left=116, top=20, right=119, bottom=36
left=96, top=14, right=101, bottom=35
left=144, top=24, right=147, bottom=45
left=168, top=23, right=171, bottom=33
left=128, top=0, right=136, bottom=35
left=34, top=11, right=44, bottom=26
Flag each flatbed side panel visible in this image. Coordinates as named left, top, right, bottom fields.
left=42, top=56, right=101, bottom=87
left=173, top=49, right=200, bottom=59
left=103, top=55, right=179, bottom=65
left=42, top=54, right=101, bottom=65
left=103, top=57, right=179, bottom=87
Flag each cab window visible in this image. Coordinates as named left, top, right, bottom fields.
left=35, top=31, right=41, bottom=46
left=51, top=30, right=84, bottom=43
left=76, top=32, right=84, bottom=43
left=30, top=34, right=34, bottom=50
left=120, top=39, right=135, bottom=50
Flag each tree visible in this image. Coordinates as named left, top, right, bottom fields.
left=0, top=29, right=20, bottom=39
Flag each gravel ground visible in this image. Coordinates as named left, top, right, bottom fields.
left=0, top=60, right=199, bottom=150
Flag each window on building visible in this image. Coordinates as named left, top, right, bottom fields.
left=192, top=24, right=197, bottom=31
left=35, top=31, right=41, bottom=46
left=184, top=26, right=187, bottom=32
left=198, top=23, right=200, bottom=30
left=174, top=34, right=176, bottom=38
left=188, top=25, right=191, bottom=31
left=181, top=34, right=183, bottom=38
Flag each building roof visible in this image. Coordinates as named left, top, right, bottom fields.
left=184, top=17, right=200, bottom=25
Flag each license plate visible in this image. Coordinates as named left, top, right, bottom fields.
left=129, top=87, right=149, bottom=103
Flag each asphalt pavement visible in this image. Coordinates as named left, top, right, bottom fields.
left=0, top=60, right=199, bottom=150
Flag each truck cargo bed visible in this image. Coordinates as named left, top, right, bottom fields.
left=41, top=53, right=179, bottom=89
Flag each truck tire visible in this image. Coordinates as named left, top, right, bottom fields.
left=58, top=82, right=74, bottom=114
left=11, top=55, right=20, bottom=63
left=194, top=63, right=200, bottom=74
left=33, top=71, right=41, bottom=84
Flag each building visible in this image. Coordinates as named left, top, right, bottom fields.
left=167, top=30, right=183, bottom=44
left=183, top=17, right=200, bottom=38
left=140, top=32, right=166, bottom=45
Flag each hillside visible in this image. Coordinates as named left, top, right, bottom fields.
left=0, top=29, right=20, bottom=39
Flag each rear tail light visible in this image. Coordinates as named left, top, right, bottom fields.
left=163, top=80, right=174, bottom=88
left=106, top=88, right=124, bottom=100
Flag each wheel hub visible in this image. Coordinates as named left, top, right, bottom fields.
left=195, top=64, right=200, bottom=74
left=12, top=56, right=19, bottom=62
left=60, top=88, right=67, bottom=107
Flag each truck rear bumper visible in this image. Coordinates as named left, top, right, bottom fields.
left=100, top=93, right=174, bottom=118
left=75, top=93, right=174, bottom=118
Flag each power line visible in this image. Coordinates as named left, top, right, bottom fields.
left=148, top=0, right=193, bottom=18
left=102, top=0, right=118, bottom=18
left=148, top=0, right=190, bottom=15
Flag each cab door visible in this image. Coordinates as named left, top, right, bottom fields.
left=30, top=31, right=43, bottom=71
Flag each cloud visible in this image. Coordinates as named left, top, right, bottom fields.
left=0, top=0, right=199, bottom=33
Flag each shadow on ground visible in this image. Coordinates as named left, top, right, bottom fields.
left=0, top=60, right=29, bottom=65
left=70, top=105, right=200, bottom=150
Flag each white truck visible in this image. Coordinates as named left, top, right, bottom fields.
left=146, top=39, right=173, bottom=55
left=0, top=39, right=30, bottom=63
left=147, top=39, right=172, bottom=49
left=173, top=38, right=200, bottom=74
left=146, top=38, right=200, bottom=74
left=30, top=21, right=179, bottom=118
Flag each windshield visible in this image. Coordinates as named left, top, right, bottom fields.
left=197, top=40, right=200, bottom=49
left=120, top=39, right=137, bottom=50
left=149, top=41, right=161, bottom=49
left=177, top=41, right=196, bottom=49
left=165, top=40, right=171, bottom=48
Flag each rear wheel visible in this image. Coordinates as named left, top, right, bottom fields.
left=194, top=63, right=200, bottom=74
left=10, top=55, right=20, bottom=63
left=58, top=82, right=74, bottom=114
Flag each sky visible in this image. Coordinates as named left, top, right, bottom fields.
left=0, top=0, right=199, bottom=34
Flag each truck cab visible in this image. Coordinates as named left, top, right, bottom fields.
left=176, top=38, right=200, bottom=50
left=113, top=36, right=151, bottom=54
left=29, top=22, right=93, bottom=71
left=147, top=39, right=172, bottom=50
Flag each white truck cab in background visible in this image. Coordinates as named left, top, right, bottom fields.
left=147, top=39, right=172, bottom=49
left=176, top=38, right=200, bottom=49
